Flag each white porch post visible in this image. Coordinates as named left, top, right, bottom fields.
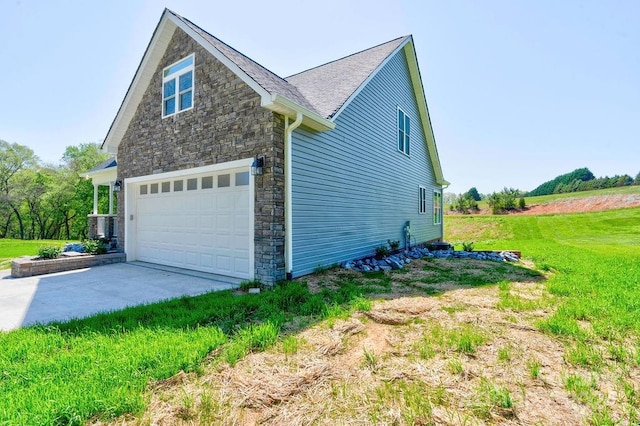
left=93, top=184, right=99, bottom=215
left=108, top=182, right=114, bottom=215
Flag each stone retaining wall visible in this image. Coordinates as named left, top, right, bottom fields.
left=11, top=253, right=127, bottom=278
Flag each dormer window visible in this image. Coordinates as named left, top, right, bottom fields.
left=162, top=55, right=194, bottom=117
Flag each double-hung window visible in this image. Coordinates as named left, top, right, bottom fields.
left=433, top=191, right=442, bottom=225
left=163, top=55, right=194, bottom=117
left=419, top=186, right=427, bottom=214
left=397, top=107, right=410, bottom=155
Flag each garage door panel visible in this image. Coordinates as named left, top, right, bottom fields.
left=135, top=167, right=251, bottom=279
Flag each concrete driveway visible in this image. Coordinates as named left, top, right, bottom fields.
left=0, top=262, right=241, bottom=331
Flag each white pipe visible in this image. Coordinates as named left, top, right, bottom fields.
left=285, top=112, right=303, bottom=278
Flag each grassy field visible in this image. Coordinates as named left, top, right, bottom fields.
left=0, top=239, right=74, bottom=269
left=450, top=184, right=640, bottom=211
left=523, top=184, right=640, bottom=205
left=1, top=205, right=639, bottom=424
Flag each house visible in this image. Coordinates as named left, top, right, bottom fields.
left=93, top=8, right=448, bottom=285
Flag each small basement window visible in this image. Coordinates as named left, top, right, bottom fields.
left=162, top=55, right=194, bottom=117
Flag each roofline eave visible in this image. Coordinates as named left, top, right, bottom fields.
left=263, top=94, right=335, bottom=132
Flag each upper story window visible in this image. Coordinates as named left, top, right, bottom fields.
left=163, top=55, right=194, bottom=117
left=397, top=107, right=410, bottom=156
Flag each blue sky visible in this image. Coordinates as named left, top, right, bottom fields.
left=1, top=0, right=638, bottom=194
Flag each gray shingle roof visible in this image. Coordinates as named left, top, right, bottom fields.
left=170, top=10, right=407, bottom=120
left=285, top=37, right=409, bottom=118
left=171, top=11, right=319, bottom=114
left=85, top=157, right=117, bottom=174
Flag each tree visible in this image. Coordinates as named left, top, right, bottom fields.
left=60, top=143, right=110, bottom=239
left=635, top=172, right=640, bottom=185
left=0, top=140, right=38, bottom=239
left=464, top=187, right=481, bottom=201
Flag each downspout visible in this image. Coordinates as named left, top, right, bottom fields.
left=285, top=112, right=303, bottom=280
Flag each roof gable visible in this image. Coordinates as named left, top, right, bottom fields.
left=285, top=37, right=408, bottom=119
left=100, top=9, right=446, bottom=185
left=101, top=9, right=333, bottom=154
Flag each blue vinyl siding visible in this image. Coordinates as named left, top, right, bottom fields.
left=291, top=49, right=442, bottom=277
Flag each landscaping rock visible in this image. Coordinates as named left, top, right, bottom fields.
left=339, top=245, right=521, bottom=273
left=63, top=243, right=85, bottom=253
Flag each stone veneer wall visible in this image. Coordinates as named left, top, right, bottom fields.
left=117, top=28, right=285, bottom=284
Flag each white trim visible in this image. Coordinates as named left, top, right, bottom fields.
left=125, top=158, right=251, bottom=184
left=262, top=94, right=334, bottom=132
left=161, top=53, right=195, bottom=118
left=124, top=158, right=255, bottom=279
left=102, top=14, right=176, bottom=154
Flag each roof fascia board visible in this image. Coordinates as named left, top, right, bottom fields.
left=402, top=41, right=449, bottom=185
left=84, top=167, right=118, bottom=184
left=263, top=94, right=335, bottom=131
left=102, top=11, right=176, bottom=154
left=330, top=38, right=409, bottom=121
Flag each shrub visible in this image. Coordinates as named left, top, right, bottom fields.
left=82, top=239, right=107, bottom=255
left=452, top=194, right=480, bottom=214
left=38, top=245, right=61, bottom=260
left=387, top=239, right=400, bottom=251
left=375, top=245, right=390, bottom=259
left=518, top=197, right=526, bottom=209
left=487, top=188, right=521, bottom=214
left=462, top=242, right=474, bottom=252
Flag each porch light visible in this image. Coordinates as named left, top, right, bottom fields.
left=251, top=156, right=264, bottom=176
left=113, top=180, right=122, bottom=192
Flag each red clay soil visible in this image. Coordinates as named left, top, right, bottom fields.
left=516, top=194, right=640, bottom=215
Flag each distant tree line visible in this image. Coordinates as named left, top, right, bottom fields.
left=0, top=140, right=109, bottom=240
left=527, top=167, right=639, bottom=197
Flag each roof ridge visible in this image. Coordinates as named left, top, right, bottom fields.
left=169, top=10, right=291, bottom=86
left=285, top=35, right=410, bottom=79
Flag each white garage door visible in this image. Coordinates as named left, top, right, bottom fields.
left=134, top=167, right=251, bottom=279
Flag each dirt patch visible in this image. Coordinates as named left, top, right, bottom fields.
left=97, top=260, right=636, bottom=425
left=516, top=194, right=640, bottom=215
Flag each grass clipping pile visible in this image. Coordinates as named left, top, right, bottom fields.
left=110, top=259, right=634, bottom=425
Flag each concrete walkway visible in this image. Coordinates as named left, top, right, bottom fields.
left=0, top=262, right=241, bottom=331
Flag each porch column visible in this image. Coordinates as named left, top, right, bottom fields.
left=93, top=184, right=99, bottom=215
left=108, top=182, right=114, bottom=215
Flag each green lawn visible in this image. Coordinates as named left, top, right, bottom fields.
left=2, top=208, right=639, bottom=424
left=0, top=239, right=74, bottom=270
left=447, top=207, right=640, bottom=337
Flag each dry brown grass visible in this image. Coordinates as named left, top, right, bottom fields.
left=97, top=260, right=639, bottom=425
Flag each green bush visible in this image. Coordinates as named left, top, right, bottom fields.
left=518, top=197, right=526, bottom=209
left=375, top=245, right=390, bottom=259
left=82, top=239, right=107, bottom=255
left=462, top=242, right=474, bottom=252
left=38, top=245, right=61, bottom=259
left=487, top=188, right=521, bottom=214
left=387, top=239, right=400, bottom=251
left=452, top=194, right=479, bottom=214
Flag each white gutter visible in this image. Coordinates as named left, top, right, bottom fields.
left=285, top=112, right=303, bottom=279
